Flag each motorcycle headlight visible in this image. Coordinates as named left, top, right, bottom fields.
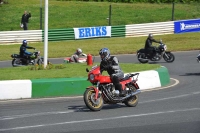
left=89, top=74, right=95, bottom=81
left=164, top=45, right=167, bottom=50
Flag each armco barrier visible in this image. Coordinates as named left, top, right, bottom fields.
left=126, top=21, right=174, bottom=37
left=0, top=66, right=170, bottom=100
left=1, top=19, right=199, bottom=44
left=0, top=30, right=42, bottom=44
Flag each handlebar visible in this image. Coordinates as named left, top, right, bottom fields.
left=130, top=73, right=139, bottom=77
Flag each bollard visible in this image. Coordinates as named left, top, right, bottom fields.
left=87, top=54, right=93, bottom=66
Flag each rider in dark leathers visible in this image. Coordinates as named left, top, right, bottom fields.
left=20, top=40, right=35, bottom=63
left=145, top=34, right=161, bottom=58
left=99, top=48, right=126, bottom=96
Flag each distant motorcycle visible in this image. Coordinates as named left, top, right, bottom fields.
left=137, top=40, right=175, bottom=63
left=63, top=57, right=87, bottom=63
left=63, top=54, right=95, bottom=63
left=83, top=65, right=141, bottom=111
left=197, top=52, right=200, bottom=63
left=11, top=49, right=48, bottom=67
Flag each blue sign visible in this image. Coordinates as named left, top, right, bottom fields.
left=174, top=19, right=200, bottom=34
left=74, top=26, right=111, bottom=39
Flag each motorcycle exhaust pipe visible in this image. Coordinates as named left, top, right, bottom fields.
left=13, top=65, right=25, bottom=67
left=121, top=90, right=141, bottom=100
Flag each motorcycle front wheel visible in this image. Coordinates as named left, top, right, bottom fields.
left=37, top=58, right=50, bottom=65
left=124, top=85, right=139, bottom=107
left=137, top=53, right=148, bottom=63
left=163, top=52, right=175, bottom=63
left=83, top=88, right=103, bottom=111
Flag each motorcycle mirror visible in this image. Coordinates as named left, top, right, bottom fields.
left=160, top=39, right=162, bottom=43
left=86, top=68, right=89, bottom=72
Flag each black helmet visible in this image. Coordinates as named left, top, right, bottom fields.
left=22, top=40, right=27, bottom=46
left=148, top=34, right=153, bottom=39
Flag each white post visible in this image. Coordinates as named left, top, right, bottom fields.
left=44, top=0, right=48, bottom=68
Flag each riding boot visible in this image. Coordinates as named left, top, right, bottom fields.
left=115, top=83, right=126, bottom=96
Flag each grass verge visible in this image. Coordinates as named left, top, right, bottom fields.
left=0, top=0, right=200, bottom=31
left=0, top=63, right=161, bottom=80
left=1, top=32, right=200, bottom=61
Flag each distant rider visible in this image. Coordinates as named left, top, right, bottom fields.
left=70, top=48, right=87, bottom=63
left=20, top=40, right=35, bottom=62
left=99, top=48, right=126, bottom=96
left=144, top=33, right=161, bottom=58
left=197, top=53, right=200, bottom=63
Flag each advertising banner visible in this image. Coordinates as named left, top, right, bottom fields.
left=174, top=19, right=200, bottom=34
left=74, top=26, right=111, bottom=39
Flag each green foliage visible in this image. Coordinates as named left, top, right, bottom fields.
left=56, top=0, right=200, bottom=1
left=28, top=63, right=66, bottom=71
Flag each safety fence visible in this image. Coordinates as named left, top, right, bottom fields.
left=0, top=30, right=42, bottom=44
left=0, top=19, right=199, bottom=44
left=126, top=21, right=174, bottom=37
left=43, top=28, right=75, bottom=42
left=111, top=25, right=125, bottom=38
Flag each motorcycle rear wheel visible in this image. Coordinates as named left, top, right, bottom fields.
left=12, top=59, right=22, bottom=67
left=124, top=85, right=139, bottom=107
left=137, top=53, right=148, bottom=63
left=163, top=52, right=175, bottom=63
left=84, top=88, right=103, bottom=111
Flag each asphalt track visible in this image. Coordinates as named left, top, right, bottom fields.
left=0, top=51, right=200, bottom=133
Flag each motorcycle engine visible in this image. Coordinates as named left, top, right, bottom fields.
left=107, top=84, right=119, bottom=96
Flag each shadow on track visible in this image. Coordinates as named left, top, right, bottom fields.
left=68, top=104, right=127, bottom=112
left=180, top=73, right=200, bottom=76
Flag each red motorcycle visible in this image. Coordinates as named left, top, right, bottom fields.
left=84, top=65, right=141, bottom=111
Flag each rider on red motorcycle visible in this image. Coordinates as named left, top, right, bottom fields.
left=99, top=48, right=126, bottom=96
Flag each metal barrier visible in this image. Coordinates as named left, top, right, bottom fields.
left=43, top=28, right=74, bottom=41
left=0, top=30, right=42, bottom=44
left=126, top=21, right=174, bottom=37
left=0, top=21, right=174, bottom=44
left=111, top=25, right=125, bottom=37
